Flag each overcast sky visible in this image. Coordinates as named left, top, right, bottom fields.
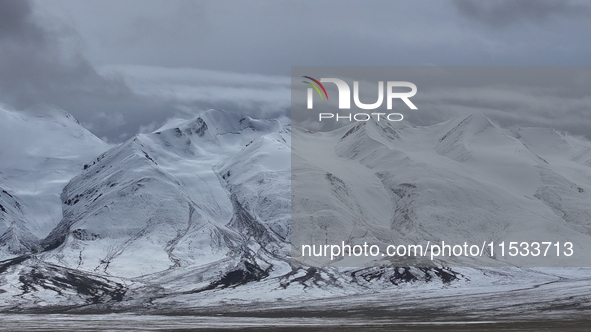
left=1, top=0, right=590, bottom=141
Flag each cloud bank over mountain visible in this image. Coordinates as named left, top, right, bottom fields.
left=1, top=0, right=591, bottom=142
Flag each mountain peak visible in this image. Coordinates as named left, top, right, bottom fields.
left=0, top=105, right=108, bottom=167
left=21, top=103, right=82, bottom=125
left=463, top=111, right=494, bottom=128
left=439, top=111, right=495, bottom=143
left=156, top=109, right=281, bottom=139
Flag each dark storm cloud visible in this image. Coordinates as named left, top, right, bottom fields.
left=47, top=0, right=591, bottom=73
left=2, top=0, right=591, bottom=141
left=0, top=0, right=128, bottom=101
left=0, top=0, right=141, bottom=141
left=453, top=0, right=591, bottom=28
left=0, top=0, right=42, bottom=41
left=0, top=0, right=292, bottom=142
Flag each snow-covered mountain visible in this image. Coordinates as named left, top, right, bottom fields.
left=40, top=109, right=290, bottom=282
left=292, top=112, right=591, bottom=267
left=0, top=105, right=109, bottom=259
left=1, top=107, right=591, bottom=316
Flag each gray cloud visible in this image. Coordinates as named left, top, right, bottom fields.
left=430, top=74, right=591, bottom=139
left=0, top=0, right=127, bottom=101
left=1, top=0, right=590, bottom=142
left=0, top=0, right=288, bottom=142
left=0, top=0, right=137, bottom=140
left=0, top=0, right=42, bottom=41
left=453, top=0, right=591, bottom=28
left=291, top=67, right=591, bottom=140
left=99, top=65, right=290, bottom=117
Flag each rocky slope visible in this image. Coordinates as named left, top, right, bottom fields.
left=1, top=107, right=591, bottom=314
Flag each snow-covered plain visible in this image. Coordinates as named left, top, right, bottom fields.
left=1, top=105, right=591, bottom=322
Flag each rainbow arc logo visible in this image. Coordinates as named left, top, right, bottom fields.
left=302, top=76, right=329, bottom=100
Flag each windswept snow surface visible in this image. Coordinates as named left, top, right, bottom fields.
left=292, top=112, right=591, bottom=267
left=0, top=105, right=109, bottom=259
left=40, top=109, right=290, bottom=280
left=1, top=107, right=591, bottom=320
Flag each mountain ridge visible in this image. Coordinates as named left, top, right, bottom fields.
left=2, top=108, right=591, bottom=312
